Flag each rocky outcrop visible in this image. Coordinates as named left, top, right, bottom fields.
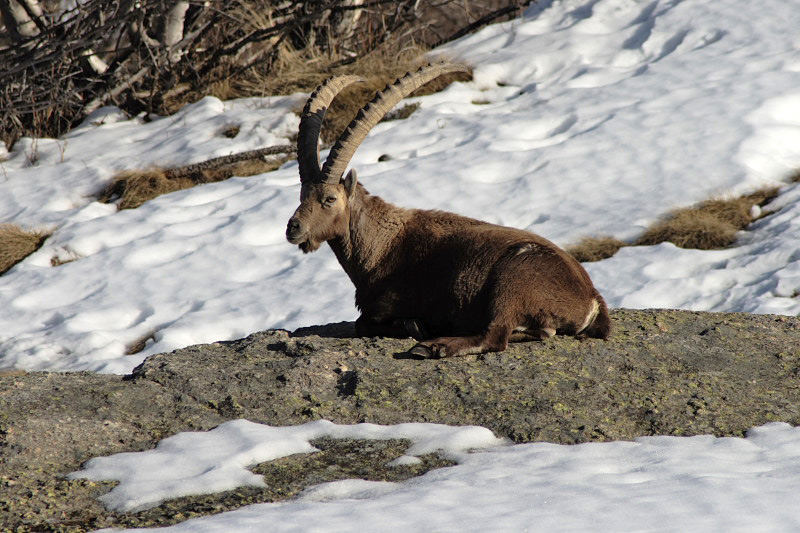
left=1, top=309, right=798, bottom=530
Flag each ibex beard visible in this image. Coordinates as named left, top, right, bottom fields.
left=287, top=63, right=611, bottom=358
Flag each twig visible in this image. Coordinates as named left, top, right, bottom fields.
left=84, top=64, right=150, bottom=114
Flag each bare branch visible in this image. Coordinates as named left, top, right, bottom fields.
left=163, top=144, right=296, bottom=179
left=84, top=64, right=150, bottom=115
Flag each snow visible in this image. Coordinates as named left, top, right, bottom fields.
left=3, top=0, right=800, bottom=528
left=69, top=420, right=800, bottom=532
left=68, top=419, right=505, bottom=513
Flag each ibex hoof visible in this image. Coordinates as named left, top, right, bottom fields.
left=408, top=343, right=441, bottom=359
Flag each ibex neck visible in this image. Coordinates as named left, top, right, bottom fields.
left=327, top=188, right=407, bottom=283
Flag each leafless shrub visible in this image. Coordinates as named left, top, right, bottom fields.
left=1, top=0, right=531, bottom=147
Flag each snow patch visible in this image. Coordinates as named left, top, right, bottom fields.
left=69, top=420, right=505, bottom=512
left=82, top=421, right=800, bottom=532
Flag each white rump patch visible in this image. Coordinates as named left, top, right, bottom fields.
left=578, top=299, right=600, bottom=333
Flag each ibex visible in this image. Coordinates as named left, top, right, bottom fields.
left=286, top=63, right=610, bottom=358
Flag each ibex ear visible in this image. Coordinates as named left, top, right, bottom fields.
left=342, top=169, right=358, bottom=200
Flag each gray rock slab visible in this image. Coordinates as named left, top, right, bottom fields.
left=1, top=309, right=798, bottom=530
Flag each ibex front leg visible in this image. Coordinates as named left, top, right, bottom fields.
left=355, top=315, right=428, bottom=340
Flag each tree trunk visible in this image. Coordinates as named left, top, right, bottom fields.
left=163, top=0, right=189, bottom=62
left=0, top=0, right=43, bottom=43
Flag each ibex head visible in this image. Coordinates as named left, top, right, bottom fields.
left=284, top=169, right=358, bottom=253
left=286, top=64, right=470, bottom=253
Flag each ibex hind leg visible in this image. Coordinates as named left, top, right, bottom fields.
left=410, top=323, right=513, bottom=358
left=509, top=327, right=556, bottom=342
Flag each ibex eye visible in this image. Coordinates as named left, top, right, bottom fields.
left=323, top=196, right=337, bottom=206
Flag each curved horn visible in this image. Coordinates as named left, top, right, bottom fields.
left=298, top=75, right=364, bottom=184
left=321, top=63, right=471, bottom=183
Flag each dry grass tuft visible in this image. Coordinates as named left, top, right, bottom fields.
left=635, top=186, right=780, bottom=250
left=100, top=156, right=290, bottom=210
left=566, top=236, right=627, bottom=262
left=566, top=186, right=782, bottom=259
left=100, top=169, right=193, bottom=210
left=742, top=186, right=781, bottom=206
left=126, top=330, right=157, bottom=355
left=0, top=224, right=51, bottom=275
left=635, top=210, right=739, bottom=250
left=696, top=187, right=780, bottom=227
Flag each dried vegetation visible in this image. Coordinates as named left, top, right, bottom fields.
left=0, top=223, right=50, bottom=274
left=635, top=187, right=780, bottom=250
left=1, top=0, right=526, bottom=147
left=99, top=147, right=293, bottom=210
left=568, top=186, right=783, bottom=262
left=566, top=236, right=627, bottom=263
left=3, top=0, right=513, bottom=210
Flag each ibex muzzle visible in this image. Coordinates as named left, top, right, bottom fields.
left=287, top=63, right=610, bottom=358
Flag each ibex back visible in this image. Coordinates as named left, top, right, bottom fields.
left=286, top=63, right=611, bottom=358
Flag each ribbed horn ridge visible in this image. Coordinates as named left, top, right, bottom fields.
left=298, top=75, right=365, bottom=183
left=321, top=63, right=470, bottom=183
